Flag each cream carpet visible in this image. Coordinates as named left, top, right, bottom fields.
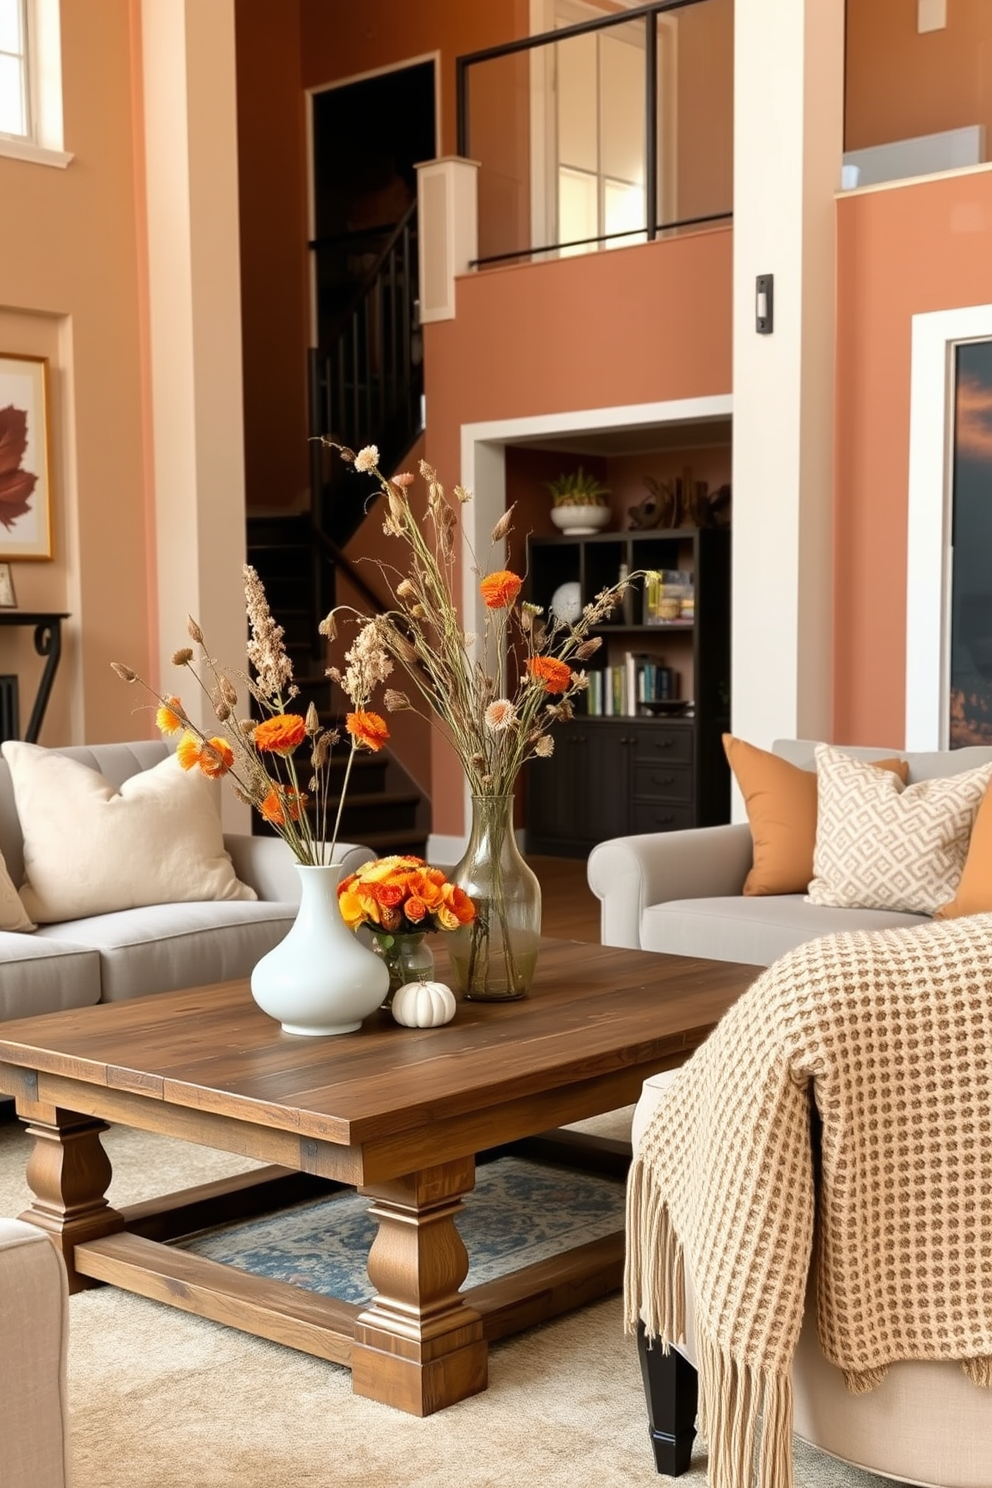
left=0, top=1113, right=900, bottom=1488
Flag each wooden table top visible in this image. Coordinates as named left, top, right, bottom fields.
left=0, top=940, right=760, bottom=1150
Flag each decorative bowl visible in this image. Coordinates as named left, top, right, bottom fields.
left=550, top=504, right=611, bottom=535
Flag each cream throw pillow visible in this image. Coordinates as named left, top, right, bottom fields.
left=0, top=846, right=35, bottom=932
left=1, top=742, right=256, bottom=924
left=808, top=743, right=992, bottom=916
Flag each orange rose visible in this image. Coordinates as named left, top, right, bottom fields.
left=404, top=895, right=428, bottom=923
left=527, top=656, right=573, bottom=694
left=199, top=737, right=234, bottom=778
left=156, top=697, right=184, bottom=735
left=480, top=570, right=522, bottom=609
left=253, top=713, right=306, bottom=754
left=346, top=710, right=389, bottom=752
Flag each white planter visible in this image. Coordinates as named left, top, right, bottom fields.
left=549, top=504, right=612, bottom=535
left=250, top=863, right=389, bottom=1036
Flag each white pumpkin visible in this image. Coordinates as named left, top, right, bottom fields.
left=391, top=979, right=457, bottom=1028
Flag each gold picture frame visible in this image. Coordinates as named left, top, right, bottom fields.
left=0, top=353, right=53, bottom=560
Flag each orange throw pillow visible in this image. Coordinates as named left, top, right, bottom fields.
left=934, top=782, right=992, bottom=919
left=723, top=735, right=910, bottom=897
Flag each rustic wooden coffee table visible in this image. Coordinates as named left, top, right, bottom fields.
left=0, top=938, right=758, bottom=1416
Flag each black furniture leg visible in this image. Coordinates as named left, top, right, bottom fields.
left=637, top=1320, right=698, bottom=1476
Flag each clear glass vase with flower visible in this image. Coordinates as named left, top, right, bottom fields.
left=323, top=441, right=641, bottom=1001
left=336, top=854, right=476, bottom=1006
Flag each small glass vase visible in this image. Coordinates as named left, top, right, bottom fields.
left=446, top=793, right=542, bottom=1002
left=369, top=931, right=435, bottom=1008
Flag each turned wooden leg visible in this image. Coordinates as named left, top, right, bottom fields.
left=351, top=1156, right=488, bottom=1415
left=19, top=1108, right=125, bottom=1292
left=637, top=1321, right=698, bottom=1476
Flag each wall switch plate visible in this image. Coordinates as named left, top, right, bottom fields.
left=918, top=0, right=947, bottom=33
left=755, top=274, right=774, bottom=334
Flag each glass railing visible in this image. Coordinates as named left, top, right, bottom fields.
left=456, top=0, right=733, bottom=268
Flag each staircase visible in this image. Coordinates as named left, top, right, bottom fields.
left=245, top=513, right=429, bottom=858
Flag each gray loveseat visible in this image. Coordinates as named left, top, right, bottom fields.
left=588, top=738, right=992, bottom=965
left=0, top=740, right=373, bottom=1022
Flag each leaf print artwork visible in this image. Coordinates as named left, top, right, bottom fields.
left=0, top=405, right=38, bottom=530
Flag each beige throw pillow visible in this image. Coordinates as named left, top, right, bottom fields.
left=807, top=743, right=992, bottom=916
left=0, top=846, right=35, bottom=932
left=1, top=742, right=256, bottom=923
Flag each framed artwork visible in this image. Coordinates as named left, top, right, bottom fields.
left=0, top=353, right=53, bottom=560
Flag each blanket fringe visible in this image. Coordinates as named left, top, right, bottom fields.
left=624, top=1153, right=684, bottom=1346
left=961, top=1356, right=992, bottom=1388
left=695, top=1331, right=793, bottom=1488
left=843, top=1364, right=890, bottom=1394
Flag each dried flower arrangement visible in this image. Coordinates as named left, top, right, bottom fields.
left=322, top=441, right=639, bottom=999
left=327, top=442, right=632, bottom=798
left=113, top=565, right=391, bottom=866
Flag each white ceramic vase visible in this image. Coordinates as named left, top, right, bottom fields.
left=250, top=863, right=389, bottom=1036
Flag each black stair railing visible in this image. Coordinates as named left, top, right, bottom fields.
left=309, top=199, right=425, bottom=554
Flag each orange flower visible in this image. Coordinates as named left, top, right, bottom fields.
left=404, top=895, right=428, bottom=923
left=527, top=656, right=573, bottom=694
left=199, top=737, right=234, bottom=778
left=253, top=713, right=306, bottom=754
left=346, top=710, right=389, bottom=752
left=156, top=697, right=184, bottom=735
left=436, top=884, right=477, bottom=930
left=260, top=784, right=306, bottom=825
left=480, top=570, right=522, bottom=609
left=175, top=731, right=203, bottom=771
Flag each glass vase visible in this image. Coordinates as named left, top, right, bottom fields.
left=369, top=931, right=435, bottom=1008
left=446, top=794, right=542, bottom=1001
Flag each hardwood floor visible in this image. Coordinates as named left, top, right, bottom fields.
left=525, top=854, right=601, bottom=943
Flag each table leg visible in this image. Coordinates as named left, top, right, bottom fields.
left=20, top=1109, right=125, bottom=1292
left=351, top=1155, right=488, bottom=1415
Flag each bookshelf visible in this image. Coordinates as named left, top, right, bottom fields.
left=524, top=528, right=730, bottom=856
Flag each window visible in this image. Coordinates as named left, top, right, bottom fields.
left=0, top=0, right=29, bottom=138
left=0, top=0, right=69, bottom=166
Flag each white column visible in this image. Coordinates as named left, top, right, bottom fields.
left=416, top=158, right=480, bottom=323
left=730, top=0, right=845, bottom=762
left=141, top=0, right=248, bottom=828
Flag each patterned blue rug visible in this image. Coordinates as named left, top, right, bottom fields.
left=174, top=1158, right=625, bottom=1304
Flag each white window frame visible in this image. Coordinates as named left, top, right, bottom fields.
left=0, top=0, right=71, bottom=168
left=905, top=302, right=992, bottom=748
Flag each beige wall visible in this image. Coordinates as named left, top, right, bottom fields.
left=0, top=0, right=152, bottom=744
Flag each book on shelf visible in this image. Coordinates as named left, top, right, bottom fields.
left=583, top=654, right=677, bottom=717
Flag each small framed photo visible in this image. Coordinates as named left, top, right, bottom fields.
left=0, top=353, right=53, bottom=560
left=0, top=563, right=15, bottom=608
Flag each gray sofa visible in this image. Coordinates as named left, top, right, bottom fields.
left=588, top=738, right=992, bottom=965
left=0, top=741, right=374, bottom=1022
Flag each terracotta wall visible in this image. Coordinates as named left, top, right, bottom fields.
left=673, top=0, right=733, bottom=224
left=846, top=0, right=992, bottom=152
left=834, top=167, right=992, bottom=745
left=0, top=0, right=150, bottom=744
left=423, top=224, right=733, bottom=831
left=235, top=1, right=310, bottom=513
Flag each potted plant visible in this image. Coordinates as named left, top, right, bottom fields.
left=545, top=467, right=612, bottom=534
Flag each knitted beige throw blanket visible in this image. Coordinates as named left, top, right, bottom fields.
left=624, top=915, right=992, bottom=1488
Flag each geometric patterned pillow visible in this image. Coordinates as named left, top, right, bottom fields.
left=807, top=743, right=992, bottom=916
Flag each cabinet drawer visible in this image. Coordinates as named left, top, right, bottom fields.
left=630, top=726, right=693, bottom=764
left=634, top=802, right=695, bottom=833
left=634, top=762, right=693, bottom=803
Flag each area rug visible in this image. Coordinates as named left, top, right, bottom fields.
left=0, top=1114, right=902, bottom=1488
left=175, top=1157, right=625, bottom=1303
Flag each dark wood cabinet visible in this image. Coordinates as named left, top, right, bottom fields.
left=524, top=529, right=730, bottom=856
